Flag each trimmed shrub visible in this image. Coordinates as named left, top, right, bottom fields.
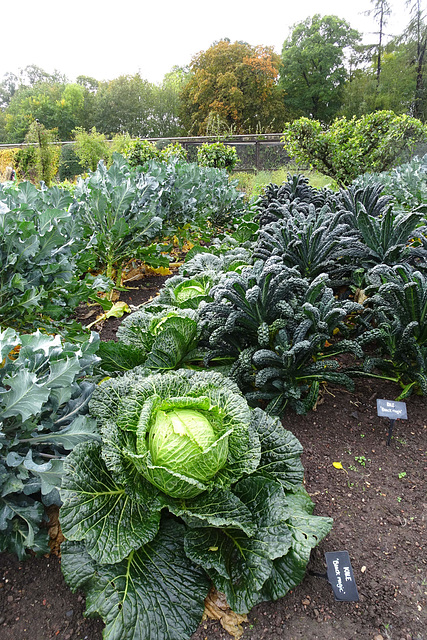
left=197, top=142, right=239, bottom=172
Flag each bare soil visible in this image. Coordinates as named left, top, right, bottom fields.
left=1, top=277, right=426, bottom=640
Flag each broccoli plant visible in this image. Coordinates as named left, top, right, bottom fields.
left=0, top=190, right=110, bottom=334
left=71, top=155, right=165, bottom=287
left=59, top=369, right=332, bottom=640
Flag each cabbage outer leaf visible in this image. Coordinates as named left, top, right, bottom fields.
left=251, top=408, right=304, bottom=490
left=284, top=486, right=333, bottom=556
left=166, top=486, right=256, bottom=536
left=61, top=519, right=210, bottom=640
left=260, top=486, right=333, bottom=602
left=60, top=441, right=161, bottom=565
left=184, top=475, right=293, bottom=613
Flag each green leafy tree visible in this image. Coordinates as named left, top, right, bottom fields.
left=1, top=77, right=90, bottom=142
left=341, top=43, right=418, bottom=117
left=180, top=39, right=288, bottom=134
left=94, top=74, right=155, bottom=137
left=0, top=71, right=20, bottom=109
left=279, top=15, right=361, bottom=123
left=282, top=111, right=427, bottom=186
left=150, top=67, right=188, bottom=137
left=4, top=83, right=61, bottom=142
left=75, top=75, right=100, bottom=129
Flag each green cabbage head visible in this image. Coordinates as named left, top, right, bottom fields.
left=92, top=369, right=260, bottom=499
left=148, top=407, right=228, bottom=481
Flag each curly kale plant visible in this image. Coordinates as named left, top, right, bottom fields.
left=254, top=203, right=357, bottom=285
left=341, top=205, right=427, bottom=279
left=201, top=258, right=362, bottom=414
left=339, top=182, right=392, bottom=218
left=59, top=369, right=332, bottom=640
left=256, top=174, right=341, bottom=227
left=354, top=264, right=427, bottom=397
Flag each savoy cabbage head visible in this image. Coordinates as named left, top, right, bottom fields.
left=60, top=369, right=332, bottom=640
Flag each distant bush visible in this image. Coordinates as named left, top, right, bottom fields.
left=0, top=148, right=18, bottom=181
left=125, top=139, right=187, bottom=168
left=25, top=122, right=61, bottom=186
left=282, top=111, right=427, bottom=186
left=160, top=141, right=187, bottom=163
left=125, top=139, right=161, bottom=167
left=72, top=126, right=111, bottom=172
left=14, top=146, right=38, bottom=182
left=197, top=142, right=239, bottom=172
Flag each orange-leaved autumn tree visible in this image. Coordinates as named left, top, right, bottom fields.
left=180, top=39, right=288, bottom=135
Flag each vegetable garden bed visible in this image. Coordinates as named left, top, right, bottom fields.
left=1, top=154, right=426, bottom=640
left=0, top=276, right=425, bottom=640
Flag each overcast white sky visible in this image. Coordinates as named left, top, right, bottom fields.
left=1, top=0, right=412, bottom=85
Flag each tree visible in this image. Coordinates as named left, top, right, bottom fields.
left=365, top=0, right=392, bottom=86
left=282, top=111, right=427, bottom=186
left=340, top=42, right=418, bottom=117
left=0, top=72, right=20, bottom=109
left=94, top=74, right=157, bottom=137
left=0, top=68, right=82, bottom=142
left=279, top=15, right=361, bottom=123
left=180, top=40, right=288, bottom=134
left=150, top=67, right=188, bottom=137
left=403, top=0, right=427, bottom=119
left=4, top=82, right=64, bottom=142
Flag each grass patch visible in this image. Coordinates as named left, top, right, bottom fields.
left=233, top=163, right=338, bottom=197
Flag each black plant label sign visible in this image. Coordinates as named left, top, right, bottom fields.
left=376, top=399, right=407, bottom=420
left=325, top=551, right=359, bottom=602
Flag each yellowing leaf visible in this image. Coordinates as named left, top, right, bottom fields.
left=203, top=588, right=248, bottom=640
left=105, top=301, right=130, bottom=319
left=86, top=301, right=130, bottom=329
left=333, top=461, right=348, bottom=474
left=209, top=546, right=218, bottom=551
left=144, top=265, right=172, bottom=276
left=182, top=240, right=195, bottom=252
